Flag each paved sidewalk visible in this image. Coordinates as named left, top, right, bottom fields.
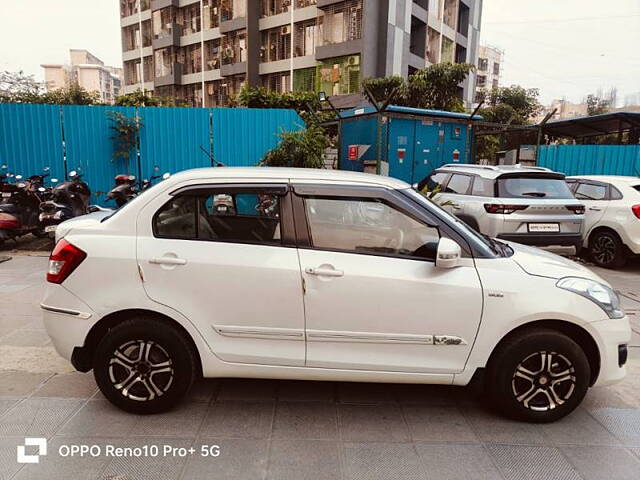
left=0, top=255, right=639, bottom=480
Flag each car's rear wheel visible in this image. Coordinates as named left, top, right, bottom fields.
left=486, top=329, right=590, bottom=422
left=589, top=229, right=627, bottom=268
left=93, top=317, right=198, bottom=414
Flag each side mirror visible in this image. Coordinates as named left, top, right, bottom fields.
left=435, top=238, right=462, bottom=269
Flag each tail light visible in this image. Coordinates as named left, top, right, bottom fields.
left=0, top=213, right=20, bottom=229
left=566, top=205, right=585, bottom=215
left=484, top=204, right=529, bottom=214
left=47, top=239, right=86, bottom=284
left=632, top=205, right=640, bottom=220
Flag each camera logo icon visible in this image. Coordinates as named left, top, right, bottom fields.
left=17, top=438, right=47, bottom=464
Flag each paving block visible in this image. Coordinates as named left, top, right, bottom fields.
left=58, top=399, right=140, bottom=438
left=540, top=408, right=621, bottom=446
left=560, top=445, right=640, bottom=480
left=0, top=397, right=82, bottom=437
left=402, top=405, right=479, bottom=443
left=181, top=438, right=267, bottom=480
left=267, top=439, right=340, bottom=480
left=216, top=379, right=277, bottom=402
left=277, top=380, right=335, bottom=403
left=338, top=404, right=410, bottom=442
left=462, top=407, right=546, bottom=445
left=414, top=443, right=502, bottom=480
left=589, top=408, right=640, bottom=446
left=272, top=402, right=338, bottom=440
left=199, top=401, right=275, bottom=439
left=342, top=442, right=424, bottom=480
left=487, top=444, right=581, bottom=480
left=130, top=402, right=208, bottom=438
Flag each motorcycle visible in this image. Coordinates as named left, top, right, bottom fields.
left=0, top=167, right=51, bottom=246
left=107, top=167, right=171, bottom=208
left=38, top=170, right=92, bottom=237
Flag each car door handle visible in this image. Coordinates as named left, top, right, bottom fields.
left=451, top=203, right=462, bottom=210
left=149, top=257, right=187, bottom=266
left=305, top=267, right=344, bottom=277
left=588, top=207, right=602, bottom=211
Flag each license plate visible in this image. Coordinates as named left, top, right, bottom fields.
left=45, top=225, right=57, bottom=233
left=1, top=192, right=11, bottom=198
left=528, top=223, right=560, bottom=233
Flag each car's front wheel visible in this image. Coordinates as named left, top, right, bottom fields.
left=486, top=329, right=590, bottom=422
left=93, top=317, right=198, bottom=414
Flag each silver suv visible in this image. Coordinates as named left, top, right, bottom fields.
left=418, top=164, right=585, bottom=248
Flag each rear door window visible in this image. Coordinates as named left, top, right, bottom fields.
left=471, top=177, right=494, bottom=197
left=497, top=176, right=574, bottom=199
left=418, top=172, right=448, bottom=192
left=445, top=174, right=472, bottom=195
left=574, top=183, right=607, bottom=200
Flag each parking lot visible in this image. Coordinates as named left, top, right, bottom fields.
left=0, top=248, right=639, bottom=479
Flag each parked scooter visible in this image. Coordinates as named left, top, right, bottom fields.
left=0, top=167, right=51, bottom=246
left=107, top=167, right=171, bottom=208
left=38, top=170, right=92, bottom=237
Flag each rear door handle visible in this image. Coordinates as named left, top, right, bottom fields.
left=149, top=257, right=187, bottom=266
left=588, top=207, right=602, bottom=212
left=305, top=267, right=344, bottom=277
left=451, top=203, right=462, bottom=210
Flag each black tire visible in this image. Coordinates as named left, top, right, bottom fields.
left=93, top=317, right=198, bottom=414
left=486, top=329, right=590, bottom=423
left=589, top=229, right=627, bottom=268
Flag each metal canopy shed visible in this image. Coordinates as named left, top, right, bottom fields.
left=541, top=112, right=640, bottom=141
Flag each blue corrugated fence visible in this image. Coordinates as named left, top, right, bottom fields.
left=0, top=104, right=304, bottom=205
left=538, top=145, right=640, bottom=177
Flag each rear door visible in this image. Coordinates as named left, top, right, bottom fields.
left=572, top=181, right=609, bottom=237
left=136, top=183, right=306, bottom=367
left=438, top=173, right=473, bottom=217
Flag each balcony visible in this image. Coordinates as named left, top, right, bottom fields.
left=152, top=22, right=182, bottom=49
left=154, top=63, right=183, bottom=86
left=151, top=0, right=178, bottom=10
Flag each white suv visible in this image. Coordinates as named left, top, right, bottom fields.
left=418, top=164, right=585, bottom=248
left=42, top=167, right=629, bottom=422
left=566, top=175, right=640, bottom=268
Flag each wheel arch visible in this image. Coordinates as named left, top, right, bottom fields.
left=485, top=319, right=601, bottom=386
left=72, top=308, right=203, bottom=377
left=588, top=225, right=623, bottom=246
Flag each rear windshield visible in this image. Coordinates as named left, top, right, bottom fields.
left=497, top=176, right=574, bottom=199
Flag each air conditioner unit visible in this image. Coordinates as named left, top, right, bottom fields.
left=281, top=25, right=290, bottom=35
left=348, top=56, right=359, bottom=65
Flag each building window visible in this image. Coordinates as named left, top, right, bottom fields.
left=294, top=18, right=322, bottom=57
left=122, top=24, right=141, bottom=51
left=441, top=36, right=454, bottom=63
left=179, top=83, right=203, bottom=107
left=153, top=7, right=177, bottom=40
left=205, top=39, right=222, bottom=70
left=322, top=0, right=362, bottom=45
left=478, top=57, right=488, bottom=71
left=293, top=67, right=316, bottom=92
left=317, top=55, right=360, bottom=96
left=263, top=72, right=291, bottom=93
left=121, top=0, right=149, bottom=17
left=154, top=48, right=175, bottom=77
left=261, top=26, right=291, bottom=63
left=296, top=0, right=316, bottom=7
left=205, top=80, right=223, bottom=106
left=179, top=3, right=202, bottom=36
left=143, top=56, right=153, bottom=82
left=493, top=62, right=500, bottom=75
left=474, top=91, right=485, bottom=104
left=476, top=75, right=486, bottom=88
left=219, top=75, right=246, bottom=104
left=492, top=79, right=499, bottom=89
left=203, top=0, right=221, bottom=29
left=427, top=28, right=440, bottom=64
left=179, top=44, right=202, bottom=75
left=261, top=0, right=291, bottom=17
left=221, top=0, right=247, bottom=22
left=124, top=59, right=141, bottom=86
left=443, top=0, right=457, bottom=30
left=222, top=30, right=247, bottom=65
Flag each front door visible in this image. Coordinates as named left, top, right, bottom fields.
left=293, top=185, right=483, bottom=374
left=136, top=183, right=306, bottom=366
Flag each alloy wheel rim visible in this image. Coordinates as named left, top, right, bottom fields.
left=108, top=340, right=174, bottom=402
left=511, top=350, right=576, bottom=412
left=592, top=235, right=616, bottom=265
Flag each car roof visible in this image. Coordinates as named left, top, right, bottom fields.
left=567, top=175, right=640, bottom=185
left=164, top=167, right=410, bottom=189
left=434, top=164, right=559, bottom=179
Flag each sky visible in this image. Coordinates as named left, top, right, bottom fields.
left=0, top=0, right=639, bottom=106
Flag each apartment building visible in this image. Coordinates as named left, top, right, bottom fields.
left=119, top=0, right=482, bottom=108
left=41, top=50, right=123, bottom=104
left=474, top=43, right=503, bottom=102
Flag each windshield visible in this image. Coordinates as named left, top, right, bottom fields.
left=402, top=188, right=509, bottom=258
left=498, top=176, right=574, bottom=199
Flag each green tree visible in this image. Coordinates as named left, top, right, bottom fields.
left=0, top=70, right=45, bottom=103
left=585, top=94, right=610, bottom=116
left=362, top=63, right=475, bottom=112
left=114, top=89, right=179, bottom=107
left=42, top=83, right=100, bottom=105
left=107, top=111, right=142, bottom=162
left=261, top=125, right=328, bottom=168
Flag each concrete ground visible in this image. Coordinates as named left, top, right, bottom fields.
left=0, top=249, right=639, bottom=479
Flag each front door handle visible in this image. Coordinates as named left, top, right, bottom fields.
left=588, top=207, right=602, bottom=212
left=305, top=267, right=344, bottom=277
left=149, top=257, right=187, bottom=266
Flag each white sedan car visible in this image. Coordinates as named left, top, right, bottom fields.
left=566, top=175, right=640, bottom=268
left=42, top=168, right=630, bottom=422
